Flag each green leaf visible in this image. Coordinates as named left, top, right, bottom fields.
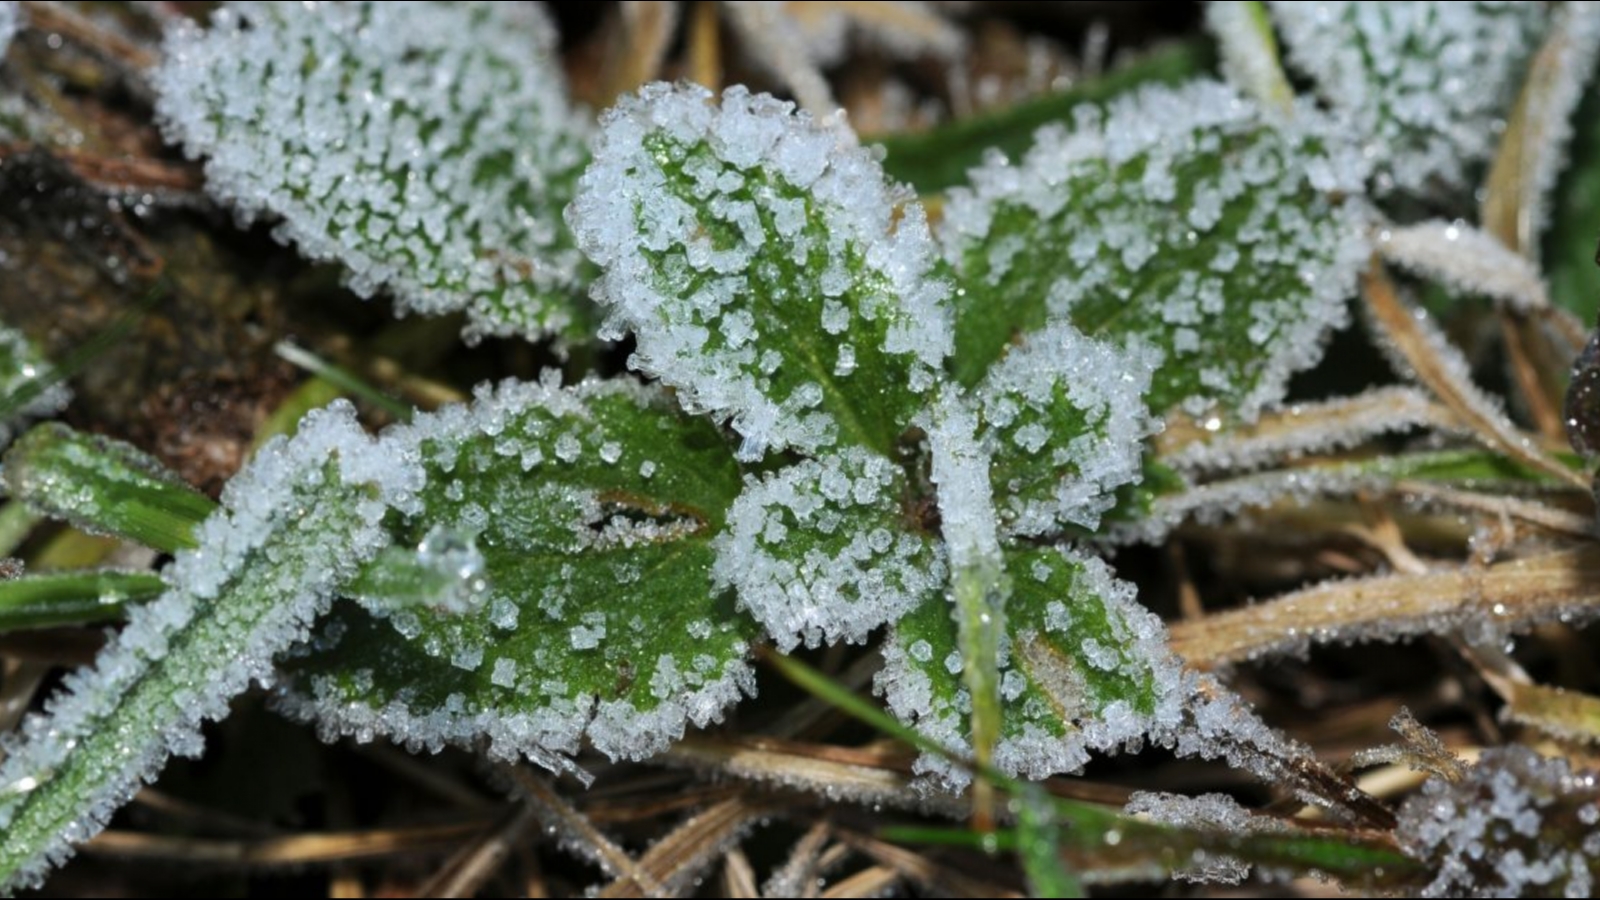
left=876, top=546, right=1182, bottom=789
left=280, top=378, right=760, bottom=769
left=872, top=41, right=1213, bottom=195
left=711, top=446, right=944, bottom=651
left=976, top=321, right=1155, bottom=537
left=0, top=403, right=404, bottom=891
left=941, top=80, right=1369, bottom=419
left=568, top=83, right=954, bottom=461
left=154, top=2, right=593, bottom=343
left=2, top=423, right=218, bottom=553
left=0, top=322, right=70, bottom=448
left=1268, top=1, right=1547, bottom=201
left=0, top=569, right=163, bottom=632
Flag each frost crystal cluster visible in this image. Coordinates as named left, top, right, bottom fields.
left=153, top=1, right=592, bottom=342
left=1397, top=747, right=1600, bottom=898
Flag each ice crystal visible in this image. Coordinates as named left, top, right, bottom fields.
left=153, top=1, right=592, bottom=343
left=1380, top=221, right=1549, bottom=312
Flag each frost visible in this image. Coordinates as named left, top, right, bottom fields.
left=977, top=322, right=1157, bottom=535
left=0, top=1, right=17, bottom=61
left=876, top=547, right=1184, bottom=790
left=721, top=2, right=964, bottom=113
left=0, top=403, right=411, bottom=890
left=1380, top=221, right=1549, bottom=312
left=279, top=377, right=761, bottom=768
left=942, top=80, right=1370, bottom=419
left=1269, top=1, right=1546, bottom=199
left=713, top=447, right=944, bottom=650
left=1125, top=791, right=1284, bottom=884
left=153, top=2, right=592, bottom=343
left=1206, top=1, right=1293, bottom=112
left=569, top=82, right=953, bottom=461
left=0, top=324, right=70, bottom=449
left=1161, top=386, right=1457, bottom=475
left=1398, top=746, right=1600, bottom=898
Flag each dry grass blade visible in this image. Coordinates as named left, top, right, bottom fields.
left=687, top=0, right=723, bottom=90
left=820, top=864, right=900, bottom=898
left=722, top=2, right=837, bottom=113
left=834, top=830, right=1021, bottom=899
left=665, top=736, right=963, bottom=817
left=601, top=2, right=682, bottom=105
left=507, top=766, right=654, bottom=890
left=764, top=820, right=832, bottom=898
left=789, top=1, right=965, bottom=57
left=417, top=802, right=540, bottom=899
left=1499, top=682, right=1600, bottom=746
left=83, top=821, right=490, bottom=867
left=1360, top=260, right=1586, bottom=490
left=1157, top=386, right=1458, bottom=473
left=721, top=847, right=760, bottom=899
left=18, top=1, right=157, bottom=73
left=1171, top=546, right=1600, bottom=667
left=1390, top=480, right=1595, bottom=541
left=597, top=797, right=777, bottom=899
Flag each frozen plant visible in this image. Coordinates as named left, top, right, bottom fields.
left=0, top=0, right=1595, bottom=894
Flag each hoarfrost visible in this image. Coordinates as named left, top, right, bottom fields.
left=0, top=323, right=70, bottom=449
left=1269, top=1, right=1546, bottom=198
left=713, top=447, right=945, bottom=650
left=153, top=2, right=591, bottom=343
left=1398, top=746, right=1600, bottom=898
left=876, top=547, right=1184, bottom=792
left=942, top=79, right=1369, bottom=419
left=277, top=377, right=758, bottom=772
left=977, top=322, right=1156, bottom=535
left=1380, top=221, right=1549, bottom=312
left=0, top=1, right=17, bottom=61
left=1161, top=386, right=1456, bottom=475
left=1125, top=791, right=1285, bottom=884
left=1206, top=1, right=1293, bottom=112
left=0, top=403, right=414, bottom=890
left=569, top=82, right=953, bottom=461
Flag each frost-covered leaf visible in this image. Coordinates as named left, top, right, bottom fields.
left=279, top=378, right=760, bottom=770
left=941, top=80, right=1369, bottom=418
left=0, top=403, right=410, bottom=891
left=0, top=1, right=18, bottom=61
left=153, top=2, right=592, bottom=343
left=1397, top=746, right=1600, bottom=898
left=977, top=322, right=1156, bottom=537
left=0, top=324, right=70, bottom=449
left=3, top=423, right=217, bottom=554
left=876, top=546, right=1182, bottom=789
left=1269, top=1, right=1547, bottom=200
left=568, top=83, right=953, bottom=461
left=711, top=447, right=942, bottom=651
